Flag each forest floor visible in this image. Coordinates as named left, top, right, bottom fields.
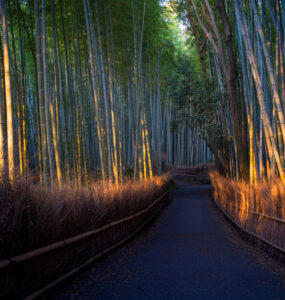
left=44, top=183, right=285, bottom=300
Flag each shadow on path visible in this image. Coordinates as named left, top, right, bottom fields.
left=45, top=185, right=285, bottom=300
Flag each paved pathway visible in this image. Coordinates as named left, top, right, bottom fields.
left=46, top=185, right=285, bottom=300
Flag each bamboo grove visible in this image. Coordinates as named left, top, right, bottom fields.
left=169, top=0, right=285, bottom=183
left=0, top=0, right=212, bottom=186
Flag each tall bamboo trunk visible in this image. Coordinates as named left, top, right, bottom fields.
left=83, top=0, right=106, bottom=180
left=1, top=0, right=14, bottom=181
left=0, top=40, right=4, bottom=176
left=8, top=0, right=23, bottom=176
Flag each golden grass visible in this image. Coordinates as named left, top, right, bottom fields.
left=0, top=174, right=170, bottom=260
left=210, top=172, right=285, bottom=250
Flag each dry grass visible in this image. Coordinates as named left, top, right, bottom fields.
left=0, top=174, right=170, bottom=299
left=210, top=172, right=285, bottom=250
left=0, top=174, right=170, bottom=260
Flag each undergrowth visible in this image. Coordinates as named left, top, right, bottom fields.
left=0, top=174, right=170, bottom=260
left=210, top=172, right=285, bottom=250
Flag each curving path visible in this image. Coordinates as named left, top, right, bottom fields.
left=45, top=184, right=285, bottom=300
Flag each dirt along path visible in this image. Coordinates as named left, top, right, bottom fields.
left=45, top=184, right=285, bottom=300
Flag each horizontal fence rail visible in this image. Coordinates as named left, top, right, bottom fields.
left=170, top=171, right=210, bottom=178
left=212, top=190, right=285, bottom=254
left=0, top=190, right=169, bottom=271
left=170, top=173, right=196, bottom=177
left=220, top=199, right=285, bottom=224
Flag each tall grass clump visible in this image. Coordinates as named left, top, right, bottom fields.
left=0, top=174, right=170, bottom=260
left=0, top=174, right=170, bottom=299
left=210, top=172, right=285, bottom=251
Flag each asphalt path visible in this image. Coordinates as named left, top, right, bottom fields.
left=45, top=184, right=285, bottom=300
